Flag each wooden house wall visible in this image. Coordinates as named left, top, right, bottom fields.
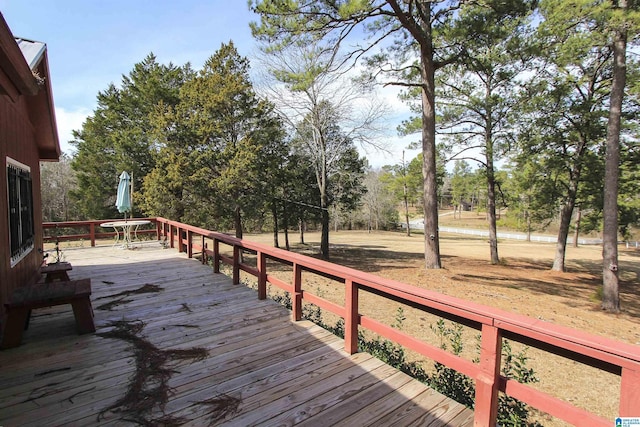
left=0, top=93, right=44, bottom=320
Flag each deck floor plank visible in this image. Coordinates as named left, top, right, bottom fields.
left=0, top=243, right=473, bottom=426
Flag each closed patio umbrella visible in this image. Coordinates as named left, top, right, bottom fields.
left=115, top=171, right=132, bottom=220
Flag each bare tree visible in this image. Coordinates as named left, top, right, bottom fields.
left=256, top=41, right=387, bottom=258
left=40, top=154, right=78, bottom=222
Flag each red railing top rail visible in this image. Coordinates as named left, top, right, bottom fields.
left=43, top=218, right=158, bottom=228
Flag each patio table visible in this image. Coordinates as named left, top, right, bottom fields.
left=100, top=220, right=150, bottom=248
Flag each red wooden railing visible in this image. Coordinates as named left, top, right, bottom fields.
left=46, top=218, right=640, bottom=426
left=43, top=219, right=158, bottom=246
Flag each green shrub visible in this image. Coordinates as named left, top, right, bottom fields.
left=267, top=292, right=542, bottom=426
left=429, top=320, right=542, bottom=426
left=428, top=320, right=476, bottom=408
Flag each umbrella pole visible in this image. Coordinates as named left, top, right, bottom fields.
left=130, top=171, right=134, bottom=220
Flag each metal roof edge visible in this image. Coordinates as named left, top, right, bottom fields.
left=16, top=37, right=47, bottom=70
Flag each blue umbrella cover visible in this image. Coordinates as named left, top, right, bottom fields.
left=115, top=171, right=132, bottom=217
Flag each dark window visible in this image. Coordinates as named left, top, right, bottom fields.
left=7, top=159, right=34, bottom=266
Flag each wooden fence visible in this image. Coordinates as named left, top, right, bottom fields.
left=45, top=217, right=640, bottom=426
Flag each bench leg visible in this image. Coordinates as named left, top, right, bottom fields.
left=1, top=307, right=30, bottom=349
left=71, top=298, right=96, bottom=334
left=45, top=271, right=71, bottom=283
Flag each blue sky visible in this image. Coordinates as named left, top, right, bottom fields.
left=1, top=1, right=416, bottom=167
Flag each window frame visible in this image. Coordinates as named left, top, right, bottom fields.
left=7, top=157, right=35, bottom=267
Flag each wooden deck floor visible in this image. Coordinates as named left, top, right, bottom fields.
left=0, top=243, right=473, bottom=426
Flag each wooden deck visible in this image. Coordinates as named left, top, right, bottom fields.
left=0, top=243, right=473, bottom=426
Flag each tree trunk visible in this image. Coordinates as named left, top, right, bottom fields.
left=573, top=206, right=581, bottom=248
left=320, top=191, right=330, bottom=259
left=234, top=205, right=243, bottom=239
left=403, top=151, right=411, bottom=237
left=487, top=168, right=499, bottom=264
left=552, top=198, right=575, bottom=272
left=272, top=201, right=279, bottom=248
left=404, top=184, right=410, bottom=237
left=234, top=205, right=244, bottom=263
left=420, top=43, right=441, bottom=269
left=284, top=228, right=290, bottom=251
left=526, top=210, right=531, bottom=242
left=552, top=133, right=586, bottom=272
left=299, top=216, right=305, bottom=245
left=485, top=111, right=499, bottom=264
left=283, top=200, right=290, bottom=250
left=602, top=3, right=626, bottom=312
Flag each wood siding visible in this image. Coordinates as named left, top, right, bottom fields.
left=0, top=93, right=44, bottom=320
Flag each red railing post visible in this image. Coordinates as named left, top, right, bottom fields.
left=232, top=245, right=240, bottom=285
left=169, top=224, right=175, bottom=249
left=257, top=251, right=267, bottom=300
left=201, top=236, right=206, bottom=264
left=213, top=239, right=220, bottom=273
left=620, top=366, right=640, bottom=416
left=474, top=324, right=501, bottom=427
left=177, top=227, right=183, bottom=253
left=344, top=279, right=359, bottom=355
left=89, top=223, right=96, bottom=247
left=292, top=263, right=302, bottom=321
left=186, top=230, right=193, bottom=258
left=156, top=220, right=162, bottom=241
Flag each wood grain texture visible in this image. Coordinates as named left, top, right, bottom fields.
left=0, top=243, right=472, bottom=426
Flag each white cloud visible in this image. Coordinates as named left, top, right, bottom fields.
left=54, top=107, right=91, bottom=156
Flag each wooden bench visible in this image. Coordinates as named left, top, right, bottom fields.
left=40, top=262, right=72, bottom=283
left=1, top=279, right=95, bottom=349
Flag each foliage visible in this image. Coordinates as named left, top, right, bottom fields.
left=361, top=169, right=400, bottom=231
left=449, top=161, right=475, bottom=215
left=71, top=54, right=189, bottom=220
left=498, top=341, right=541, bottom=426
left=143, top=42, right=287, bottom=237
left=291, top=100, right=369, bottom=256
left=429, top=320, right=476, bottom=408
left=270, top=152, right=322, bottom=246
left=250, top=0, right=500, bottom=268
left=40, top=154, right=78, bottom=221
left=514, top=10, right=612, bottom=271
left=619, top=139, right=640, bottom=239
left=429, top=320, right=541, bottom=426
left=433, top=0, right=537, bottom=264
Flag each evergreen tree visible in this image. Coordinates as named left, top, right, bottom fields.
left=449, top=161, right=474, bottom=219
left=363, top=169, right=399, bottom=232
left=71, top=54, right=189, bottom=219
left=435, top=1, right=536, bottom=264
left=144, top=42, right=286, bottom=238
left=518, top=20, right=611, bottom=272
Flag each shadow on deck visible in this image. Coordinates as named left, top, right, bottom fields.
left=0, top=243, right=473, bottom=426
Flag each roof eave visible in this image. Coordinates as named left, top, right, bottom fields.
left=0, top=12, right=61, bottom=161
